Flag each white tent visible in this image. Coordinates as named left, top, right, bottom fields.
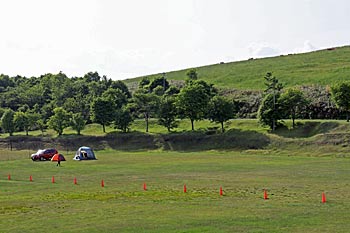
left=73, top=146, right=96, bottom=160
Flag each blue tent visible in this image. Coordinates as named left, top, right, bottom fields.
left=73, top=146, right=96, bottom=160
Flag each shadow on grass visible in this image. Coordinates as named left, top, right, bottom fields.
left=272, top=121, right=340, bottom=138
left=2, top=130, right=270, bottom=152
left=160, top=129, right=270, bottom=151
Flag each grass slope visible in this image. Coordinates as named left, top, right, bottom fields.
left=1, top=150, right=350, bottom=232
left=125, top=46, right=350, bottom=90
left=2, top=119, right=350, bottom=154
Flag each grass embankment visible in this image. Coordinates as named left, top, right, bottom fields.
left=1, top=150, right=350, bottom=232
left=2, top=119, right=350, bottom=155
left=124, top=46, right=350, bottom=90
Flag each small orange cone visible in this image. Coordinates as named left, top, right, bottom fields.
left=143, top=182, right=147, bottom=191
left=220, top=186, right=223, bottom=196
left=101, top=180, right=104, bottom=187
left=184, top=184, right=187, bottom=193
left=264, top=189, right=268, bottom=200
left=74, top=177, right=77, bottom=185
left=52, top=176, right=55, bottom=183
left=29, top=175, right=33, bottom=182
left=322, top=192, right=326, bottom=203
left=8, top=174, right=11, bottom=180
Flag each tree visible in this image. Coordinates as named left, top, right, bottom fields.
left=90, top=97, right=115, bottom=133
left=139, top=77, right=150, bottom=89
left=36, top=119, right=46, bottom=136
left=83, top=71, right=101, bottom=82
left=149, top=75, right=169, bottom=93
left=1, top=109, right=15, bottom=136
left=186, top=68, right=198, bottom=81
left=258, top=93, right=283, bottom=130
left=114, top=106, right=133, bottom=133
left=330, top=82, right=350, bottom=121
left=158, top=96, right=178, bottom=132
left=177, top=82, right=211, bottom=131
left=14, top=111, right=38, bottom=136
left=279, top=88, right=308, bottom=128
left=102, top=88, right=128, bottom=109
left=132, top=91, right=159, bottom=132
left=14, top=112, right=28, bottom=133
left=263, top=72, right=283, bottom=131
left=110, top=80, right=132, bottom=98
left=165, top=86, right=180, bottom=96
left=71, top=113, right=86, bottom=135
left=208, top=96, right=236, bottom=133
left=47, top=107, right=71, bottom=136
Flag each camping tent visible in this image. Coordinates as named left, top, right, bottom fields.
left=73, top=146, right=96, bottom=160
left=51, top=153, right=66, bottom=162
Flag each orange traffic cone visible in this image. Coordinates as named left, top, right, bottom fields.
left=264, top=189, right=268, bottom=200
left=8, top=174, right=11, bottom=180
left=322, top=192, right=326, bottom=203
left=29, top=175, right=33, bottom=182
left=101, top=179, right=104, bottom=187
left=143, top=182, right=147, bottom=191
left=184, top=184, right=187, bottom=193
left=74, top=177, right=77, bottom=185
left=220, top=186, right=223, bottom=196
left=52, top=176, right=55, bottom=183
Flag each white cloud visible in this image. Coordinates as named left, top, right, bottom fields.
left=248, top=42, right=281, bottom=58
left=293, top=40, right=318, bottom=54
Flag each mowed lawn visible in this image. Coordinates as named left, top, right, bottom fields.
left=1, top=149, right=350, bottom=233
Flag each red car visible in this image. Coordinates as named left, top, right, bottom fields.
left=31, top=148, right=58, bottom=161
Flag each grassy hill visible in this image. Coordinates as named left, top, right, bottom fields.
left=124, top=46, right=350, bottom=90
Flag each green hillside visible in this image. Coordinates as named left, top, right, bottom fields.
left=125, top=46, right=350, bottom=90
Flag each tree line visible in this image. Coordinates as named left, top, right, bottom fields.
left=0, top=70, right=349, bottom=136
left=258, top=72, right=350, bottom=130
left=0, top=70, right=236, bottom=136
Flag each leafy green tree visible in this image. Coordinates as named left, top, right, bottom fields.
left=36, top=119, right=46, bottom=136
left=0, top=107, right=6, bottom=120
left=90, top=97, right=115, bottom=133
left=279, top=88, right=309, bottom=128
left=114, top=106, right=133, bottom=133
left=208, top=96, right=236, bottom=133
left=177, top=82, right=211, bottom=131
left=47, top=107, right=71, bottom=136
left=102, top=88, right=128, bottom=109
left=110, top=80, right=132, bottom=98
left=158, top=96, right=178, bottom=132
left=262, top=72, right=283, bottom=131
left=165, top=86, right=180, bottom=96
left=84, top=71, right=101, bottom=82
left=330, top=82, right=350, bottom=121
left=149, top=75, right=169, bottom=93
left=0, top=74, right=15, bottom=93
left=14, top=111, right=30, bottom=135
left=258, top=93, right=283, bottom=130
left=186, top=68, right=198, bottom=81
left=139, top=77, right=150, bottom=89
left=132, top=91, right=159, bottom=132
left=1, top=109, right=15, bottom=136
left=71, top=113, right=86, bottom=135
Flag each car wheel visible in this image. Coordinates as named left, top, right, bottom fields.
left=40, top=156, right=45, bottom=161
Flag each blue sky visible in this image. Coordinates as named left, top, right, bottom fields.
left=0, top=0, right=349, bottom=79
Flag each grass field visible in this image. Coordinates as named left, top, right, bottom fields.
left=1, top=149, right=350, bottom=232
left=124, top=45, right=350, bottom=90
